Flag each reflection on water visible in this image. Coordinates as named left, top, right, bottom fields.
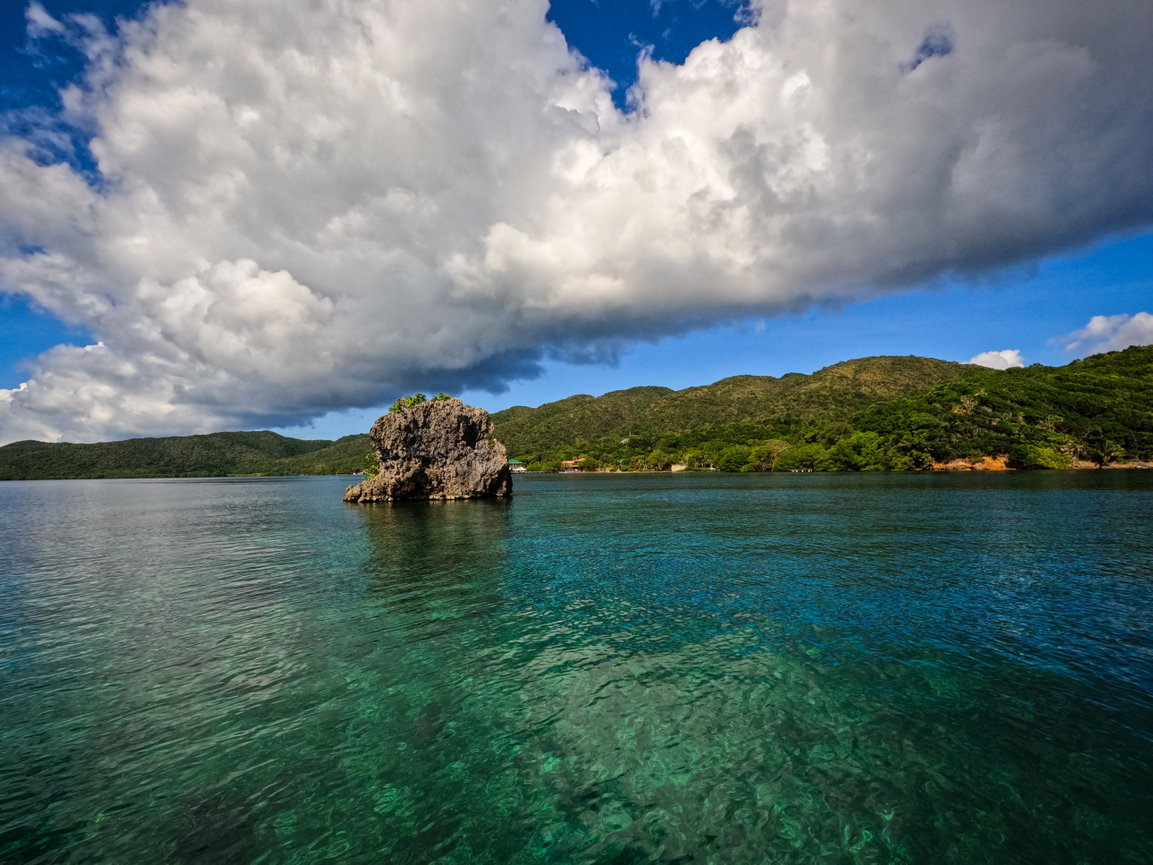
left=0, top=473, right=1151, bottom=864
left=358, top=497, right=511, bottom=611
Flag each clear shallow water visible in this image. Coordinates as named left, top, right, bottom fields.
left=1, top=472, right=1151, bottom=864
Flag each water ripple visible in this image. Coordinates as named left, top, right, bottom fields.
left=1, top=474, right=1151, bottom=863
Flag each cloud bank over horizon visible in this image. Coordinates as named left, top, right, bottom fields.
left=1062, top=312, right=1153, bottom=357
left=2, top=0, right=1153, bottom=442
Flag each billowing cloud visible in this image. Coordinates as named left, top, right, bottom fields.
left=2, top=0, right=1153, bottom=442
left=968, top=349, right=1024, bottom=370
left=1063, top=312, right=1153, bottom=356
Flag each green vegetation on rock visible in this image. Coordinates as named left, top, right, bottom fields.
left=388, top=392, right=452, bottom=414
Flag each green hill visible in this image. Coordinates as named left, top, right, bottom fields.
left=490, top=348, right=1153, bottom=471
left=262, top=434, right=372, bottom=476
left=2, top=348, right=1150, bottom=478
left=849, top=346, right=1153, bottom=469
left=492, top=355, right=969, bottom=463
left=0, top=431, right=365, bottom=480
left=491, top=385, right=674, bottom=456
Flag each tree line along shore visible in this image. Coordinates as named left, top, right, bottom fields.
left=1, top=346, right=1150, bottom=480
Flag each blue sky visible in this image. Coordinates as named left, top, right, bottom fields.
left=1, top=0, right=1151, bottom=443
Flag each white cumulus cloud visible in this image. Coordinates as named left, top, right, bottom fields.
left=2, top=0, right=1153, bottom=442
left=1063, top=312, right=1153, bottom=356
left=967, top=349, right=1024, bottom=369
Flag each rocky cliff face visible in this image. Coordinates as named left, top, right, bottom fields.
left=343, top=398, right=512, bottom=503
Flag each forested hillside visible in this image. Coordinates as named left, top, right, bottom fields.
left=2, top=347, right=1149, bottom=478
left=495, top=347, right=1153, bottom=471
left=849, top=346, right=1153, bottom=470
left=0, top=431, right=370, bottom=480
left=492, top=356, right=965, bottom=456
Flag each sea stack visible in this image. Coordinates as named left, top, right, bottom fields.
left=343, top=398, right=512, bottom=503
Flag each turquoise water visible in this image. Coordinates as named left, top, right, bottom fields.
left=1, top=472, right=1151, bottom=864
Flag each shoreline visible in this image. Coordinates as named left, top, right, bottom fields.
left=547, top=460, right=1152, bottom=475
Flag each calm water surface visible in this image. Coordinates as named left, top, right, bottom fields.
left=1, top=472, right=1151, bottom=864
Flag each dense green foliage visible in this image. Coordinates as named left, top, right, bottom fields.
left=388, top=392, right=451, bottom=413
left=493, top=348, right=1153, bottom=472
left=0, top=431, right=371, bottom=480
left=491, top=356, right=966, bottom=458
left=362, top=449, right=381, bottom=477
left=850, top=346, right=1153, bottom=469
left=493, top=356, right=968, bottom=470
left=3, top=349, right=1149, bottom=479
left=259, top=434, right=373, bottom=476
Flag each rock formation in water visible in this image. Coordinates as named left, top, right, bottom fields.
left=343, top=398, right=512, bottom=503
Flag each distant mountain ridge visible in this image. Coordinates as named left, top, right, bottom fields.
left=2, top=347, right=1150, bottom=479
left=495, top=347, right=1152, bottom=471
left=0, top=431, right=371, bottom=480
left=491, top=355, right=967, bottom=455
